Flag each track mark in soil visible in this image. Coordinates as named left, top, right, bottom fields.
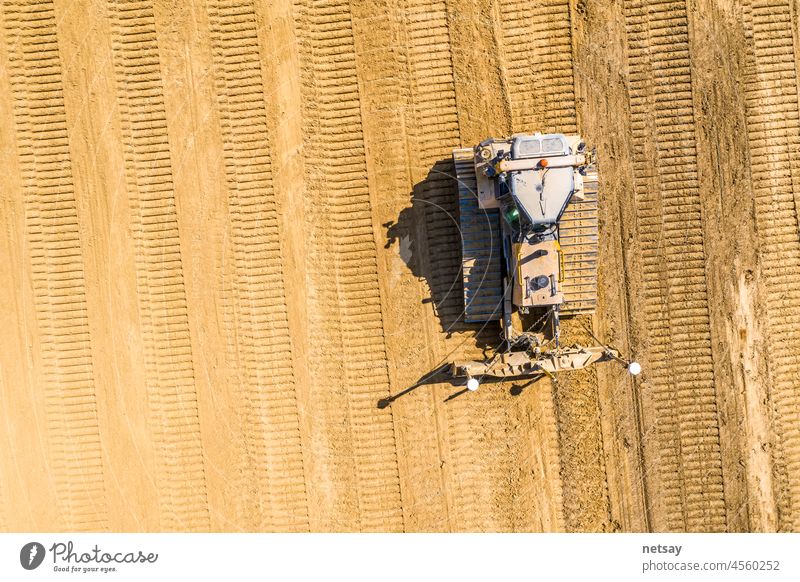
left=294, top=0, right=403, bottom=532
left=107, top=0, right=208, bottom=531
left=624, top=0, right=726, bottom=531
left=742, top=0, right=800, bottom=532
left=206, top=0, right=309, bottom=532
left=498, top=0, right=577, bottom=134
left=2, top=0, right=108, bottom=531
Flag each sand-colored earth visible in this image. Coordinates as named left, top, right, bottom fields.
left=1, top=0, right=799, bottom=532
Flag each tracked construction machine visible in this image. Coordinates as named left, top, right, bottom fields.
left=451, top=133, right=639, bottom=389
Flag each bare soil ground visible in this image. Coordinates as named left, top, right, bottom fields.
left=1, top=0, right=799, bottom=532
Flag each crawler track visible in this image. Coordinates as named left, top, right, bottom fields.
left=560, top=168, right=599, bottom=313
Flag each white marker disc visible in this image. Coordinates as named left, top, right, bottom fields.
left=628, top=361, right=642, bottom=376
left=466, top=378, right=480, bottom=391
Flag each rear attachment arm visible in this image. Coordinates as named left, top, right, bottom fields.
left=451, top=344, right=620, bottom=381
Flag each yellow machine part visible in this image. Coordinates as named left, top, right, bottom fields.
left=512, top=239, right=564, bottom=307
left=554, top=239, right=565, bottom=282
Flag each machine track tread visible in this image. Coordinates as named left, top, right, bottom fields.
left=294, top=0, right=403, bottom=532
left=499, top=0, right=577, bottom=134
left=560, top=167, right=599, bottom=313
left=207, top=0, right=309, bottom=532
left=624, top=0, right=726, bottom=532
left=453, top=148, right=504, bottom=323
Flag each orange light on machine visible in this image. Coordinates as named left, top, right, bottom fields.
left=539, top=158, right=549, bottom=168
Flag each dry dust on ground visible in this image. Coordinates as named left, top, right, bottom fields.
left=1, top=0, right=799, bottom=532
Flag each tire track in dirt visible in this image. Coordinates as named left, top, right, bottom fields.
left=2, top=0, right=108, bottom=531
left=107, top=0, right=208, bottom=531
left=624, top=0, right=726, bottom=531
left=496, top=1, right=610, bottom=530
left=686, top=0, right=769, bottom=531
left=206, top=0, right=309, bottom=532
left=293, top=0, right=403, bottom=531
left=742, top=0, right=800, bottom=532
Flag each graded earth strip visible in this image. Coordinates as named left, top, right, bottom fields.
left=623, top=0, right=726, bottom=531
left=2, top=0, right=108, bottom=531
left=293, top=0, right=403, bottom=532
left=107, top=0, right=209, bottom=531
left=742, top=0, right=800, bottom=532
left=206, top=0, right=309, bottom=532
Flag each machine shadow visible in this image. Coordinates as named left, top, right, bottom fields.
left=377, top=364, right=545, bottom=409
left=379, top=157, right=509, bottom=408
left=383, top=157, right=501, bottom=349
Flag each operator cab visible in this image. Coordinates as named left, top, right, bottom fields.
left=508, top=133, right=576, bottom=228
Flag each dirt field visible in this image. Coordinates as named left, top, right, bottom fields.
left=1, top=0, right=799, bottom=532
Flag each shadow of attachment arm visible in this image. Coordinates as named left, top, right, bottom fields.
left=451, top=345, right=620, bottom=380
